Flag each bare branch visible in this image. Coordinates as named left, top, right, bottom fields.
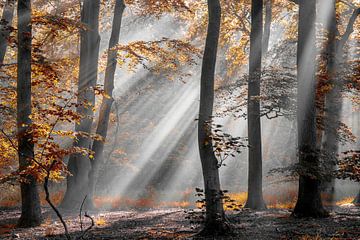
left=76, top=209, right=94, bottom=240
left=338, top=7, right=360, bottom=50
left=79, top=195, right=87, bottom=232
left=44, top=161, right=71, bottom=240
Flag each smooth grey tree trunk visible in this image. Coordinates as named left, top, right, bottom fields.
left=292, top=0, right=328, bottom=218
left=320, top=3, right=359, bottom=207
left=86, top=0, right=126, bottom=209
left=61, top=0, right=101, bottom=209
left=0, top=0, right=15, bottom=64
left=321, top=0, right=340, bottom=207
left=262, top=0, right=272, bottom=55
left=197, top=0, right=230, bottom=235
left=17, top=0, right=43, bottom=227
left=245, top=0, right=266, bottom=210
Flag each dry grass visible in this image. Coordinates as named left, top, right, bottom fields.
left=335, top=197, right=354, bottom=206
left=0, top=187, right=64, bottom=207
left=1, top=185, right=354, bottom=212
left=265, top=189, right=297, bottom=209
left=0, top=185, right=20, bottom=207
left=224, top=190, right=297, bottom=210
left=298, top=234, right=322, bottom=240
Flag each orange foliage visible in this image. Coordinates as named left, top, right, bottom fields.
left=93, top=196, right=156, bottom=209
left=39, top=190, right=64, bottom=206
left=0, top=188, right=64, bottom=207
left=0, top=224, right=16, bottom=236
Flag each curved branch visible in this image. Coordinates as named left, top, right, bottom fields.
left=44, top=161, right=71, bottom=240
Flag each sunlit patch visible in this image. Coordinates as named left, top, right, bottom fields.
left=224, top=190, right=297, bottom=210
left=158, top=201, right=191, bottom=208
left=92, top=189, right=300, bottom=211
left=93, top=195, right=194, bottom=209
left=336, top=197, right=355, bottom=207
left=95, top=217, right=107, bottom=226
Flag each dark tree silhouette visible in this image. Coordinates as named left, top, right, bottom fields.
left=87, top=0, right=126, bottom=209
left=197, top=0, right=230, bottom=235
left=292, top=0, right=328, bottom=218
left=354, top=190, right=360, bottom=205
left=0, top=0, right=15, bottom=64
left=61, top=0, right=101, bottom=209
left=245, top=0, right=266, bottom=210
left=17, top=0, right=43, bottom=227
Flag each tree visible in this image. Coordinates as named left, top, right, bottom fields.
left=16, top=0, right=43, bottom=227
left=292, top=0, right=328, bottom=218
left=197, top=0, right=230, bottom=235
left=321, top=3, right=360, bottom=206
left=61, top=0, right=101, bottom=209
left=262, top=0, right=272, bottom=55
left=87, top=0, right=126, bottom=209
left=245, top=0, right=267, bottom=210
left=0, top=0, right=15, bottom=64
left=354, top=190, right=360, bottom=205
left=320, top=0, right=340, bottom=207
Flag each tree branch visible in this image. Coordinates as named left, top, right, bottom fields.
left=337, top=7, right=360, bottom=50
left=44, top=161, right=71, bottom=240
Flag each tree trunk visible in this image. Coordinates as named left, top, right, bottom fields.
left=292, top=0, right=328, bottom=218
left=17, top=0, right=42, bottom=227
left=86, top=0, right=126, bottom=209
left=321, top=0, right=340, bottom=208
left=322, top=4, right=360, bottom=208
left=262, top=0, right=272, bottom=55
left=245, top=0, right=266, bottom=210
left=354, top=189, right=360, bottom=205
left=197, top=0, right=230, bottom=235
left=61, top=0, right=101, bottom=209
left=0, top=0, right=15, bottom=64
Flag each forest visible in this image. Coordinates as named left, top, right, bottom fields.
left=0, top=0, right=359, bottom=239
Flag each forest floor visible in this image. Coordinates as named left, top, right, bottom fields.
left=0, top=204, right=360, bottom=240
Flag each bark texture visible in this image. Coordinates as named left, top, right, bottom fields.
left=61, top=0, right=101, bottom=209
left=197, top=0, right=230, bottom=235
left=17, top=0, right=43, bottom=227
left=293, top=0, right=328, bottom=218
left=245, top=0, right=266, bottom=210
left=0, top=0, right=15, bottom=64
left=87, top=0, right=126, bottom=209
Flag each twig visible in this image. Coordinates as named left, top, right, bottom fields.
left=79, top=195, right=87, bottom=232
left=38, top=91, right=76, bottom=163
left=44, top=161, right=71, bottom=240
left=76, top=209, right=94, bottom=240
left=39, top=93, right=79, bottom=239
